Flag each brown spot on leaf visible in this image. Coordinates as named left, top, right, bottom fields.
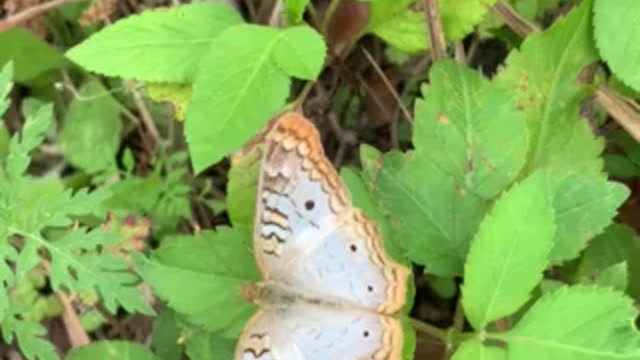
left=437, top=113, right=449, bottom=124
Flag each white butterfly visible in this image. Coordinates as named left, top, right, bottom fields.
left=235, top=112, right=412, bottom=360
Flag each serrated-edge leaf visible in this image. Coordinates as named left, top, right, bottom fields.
left=135, top=250, right=256, bottom=334
left=66, top=3, right=244, bottom=82
left=5, top=104, right=52, bottom=180
left=495, top=286, right=640, bottom=359
left=496, top=0, right=602, bottom=175
left=415, top=60, right=528, bottom=199
left=2, top=315, right=58, bottom=360
left=549, top=175, right=629, bottom=263
left=185, top=24, right=290, bottom=172
left=593, top=0, right=640, bottom=92
left=462, top=172, right=555, bottom=329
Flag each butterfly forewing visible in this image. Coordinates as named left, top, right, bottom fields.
left=241, top=112, right=412, bottom=360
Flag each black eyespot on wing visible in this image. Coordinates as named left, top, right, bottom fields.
left=363, top=330, right=370, bottom=338
left=305, top=200, right=315, bottom=210
left=350, top=244, right=357, bottom=252
left=367, top=285, right=374, bottom=292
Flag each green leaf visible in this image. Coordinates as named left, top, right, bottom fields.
left=46, top=227, right=153, bottom=315
left=428, top=275, right=457, bottom=299
left=415, top=60, right=528, bottom=199
left=0, top=29, right=68, bottom=83
left=273, top=26, right=326, bottom=80
left=549, top=174, right=628, bottom=263
left=462, top=172, right=555, bottom=329
left=65, top=341, right=161, bottom=360
left=367, top=0, right=499, bottom=53
left=186, top=24, right=326, bottom=172
left=0, top=62, right=13, bottom=116
left=578, top=224, right=640, bottom=300
left=104, top=168, right=191, bottom=236
left=4, top=104, right=52, bottom=180
left=452, top=339, right=507, bottom=360
left=227, top=147, right=261, bottom=229
left=496, top=0, right=603, bottom=175
left=594, top=0, right=640, bottom=91
left=135, top=228, right=258, bottom=334
left=1, top=314, right=57, bottom=360
left=185, top=25, right=286, bottom=172
left=151, top=309, right=183, bottom=360
left=369, top=10, right=426, bottom=53
left=283, top=0, right=309, bottom=24
left=368, top=150, right=486, bottom=276
left=66, top=3, right=244, bottom=82
left=59, top=78, right=122, bottom=173
left=185, top=330, right=236, bottom=360
left=366, top=0, right=417, bottom=31
left=145, top=83, right=191, bottom=121
left=496, top=286, right=640, bottom=359
left=0, top=175, right=152, bottom=315
left=595, top=262, right=628, bottom=292
left=604, top=154, right=640, bottom=179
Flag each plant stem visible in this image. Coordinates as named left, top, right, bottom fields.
left=291, top=81, right=315, bottom=111
left=491, top=1, right=540, bottom=37
left=452, top=297, right=465, bottom=332
left=321, top=0, right=341, bottom=36
left=422, top=0, right=447, bottom=62
left=0, top=0, right=87, bottom=32
left=410, top=318, right=448, bottom=341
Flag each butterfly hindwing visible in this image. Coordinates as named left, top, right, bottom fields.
left=235, top=306, right=403, bottom=360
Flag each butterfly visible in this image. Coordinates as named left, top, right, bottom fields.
left=235, top=112, right=412, bottom=360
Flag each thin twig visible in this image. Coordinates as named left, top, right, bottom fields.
left=491, top=1, right=540, bottom=37
left=321, top=0, right=341, bottom=36
left=454, top=42, right=466, bottom=63
left=128, top=81, right=160, bottom=149
left=595, top=86, right=640, bottom=141
left=361, top=47, right=414, bottom=123
left=59, top=71, right=141, bottom=126
left=41, top=259, right=89, bottom=348
left=244, top=0, right=257, bottom=20
left=56, top=292, right=91, bottom=348
left=0, top=0, right=86, bottom=32
left=422, top=0, right=446, bottom=62
left=268, top=0, right=283, bottom=27
left=291, top=81, right=316, bottom=111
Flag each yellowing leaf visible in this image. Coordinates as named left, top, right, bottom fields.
left=146, top=82, right=191, bottom=121
left=496, top=0, right=603, bottom=175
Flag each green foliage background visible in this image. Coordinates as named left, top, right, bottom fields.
left=1, top=0, right=639, bottom=359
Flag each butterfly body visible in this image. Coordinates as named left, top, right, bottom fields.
left=236, top=113, right=412, bottom=360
